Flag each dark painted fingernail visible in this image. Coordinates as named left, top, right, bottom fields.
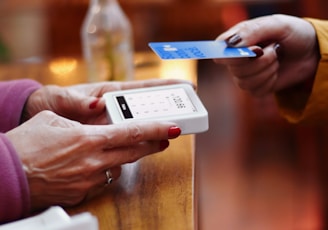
left=252, top=47, right=264, bottom=58
left=89, top=98, right=100, bottom=109
left=159, top=140, right=170, bottom=151
left=168, top=126, right=181, bottom=139
left=227, top=34, right=242, bottom=46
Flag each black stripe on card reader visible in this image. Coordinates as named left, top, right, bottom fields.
left=116, top=96, right=133, bottom=119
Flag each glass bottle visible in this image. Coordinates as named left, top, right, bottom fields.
left=81, top=0, right=134, bottom=82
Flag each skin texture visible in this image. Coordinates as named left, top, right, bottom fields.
left=215, top=14, right=320, bottom=96
left=5, top=79, right=189, bottom=212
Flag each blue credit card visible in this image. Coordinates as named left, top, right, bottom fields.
left=148, top=40, right=256, bottom=60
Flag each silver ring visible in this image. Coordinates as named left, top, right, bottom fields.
left=105, top=169, right=113, bottom=185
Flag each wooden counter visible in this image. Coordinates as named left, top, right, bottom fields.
left=67, top=135, right=196, bottom=230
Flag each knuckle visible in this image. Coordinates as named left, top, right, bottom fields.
left=249, top=21, right=262, bottom=35
left=43, top=85, right=67, bottom=105
left=53, top=85, right=70, bottom=102
left=37, top=110, right=56, bottom=117
left=127, top=123, right=144, bottom=143
left=82, top=158, right=103, bottom=175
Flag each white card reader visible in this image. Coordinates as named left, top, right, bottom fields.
left=103, top=83, right=208, bottom=135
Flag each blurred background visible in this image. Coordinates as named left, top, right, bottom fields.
left=1, top=0, right=328, bottom=229
left=0, top=0, right=326, bottom=61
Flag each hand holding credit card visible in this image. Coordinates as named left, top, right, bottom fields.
left=148, top=40, right=256, bottom=60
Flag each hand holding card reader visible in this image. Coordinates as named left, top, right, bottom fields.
left=103, top=84, right=208, bottom=135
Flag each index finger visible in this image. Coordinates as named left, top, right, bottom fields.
left=216, top=14, right=289, bottom=47
left=84, top=121, right=180, bottom=149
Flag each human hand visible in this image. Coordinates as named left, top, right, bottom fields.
left=6, top=111, right=181, bottom=211
left=215, top=14, right=320, bottom=96
left=22, top=78, right=193, bottom=124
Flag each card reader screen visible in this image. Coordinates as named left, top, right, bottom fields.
left=115, top=88, right=197, bottom=119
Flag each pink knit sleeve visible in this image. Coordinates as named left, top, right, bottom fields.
left=0, top=134, right=30, bottom=223
left=0, top=79, right=41, bottom=222
left=0, top=79, right=41, bottom=132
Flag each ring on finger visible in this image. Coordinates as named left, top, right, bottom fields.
left=105, top=169, right=113, bottom=186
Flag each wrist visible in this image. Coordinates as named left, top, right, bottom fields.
left=20, top=89, right=41, bottom=123
left=20, top=100, right=32, bottom=124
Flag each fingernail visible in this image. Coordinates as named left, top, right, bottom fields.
left=251, top=47, right=264, bottom=58
left=159, top=140, right=170, bottom=151
left=168, top=126, right=181, bottom=139
left=227, top=34, right=242, bottom=46
left=89, top=98, right=100, bottom=109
